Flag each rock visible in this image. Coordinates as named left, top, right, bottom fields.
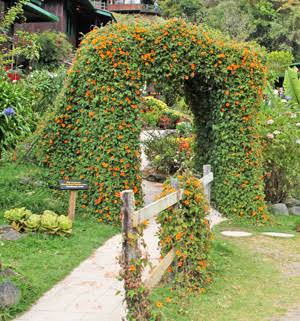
left=0, top=225, right=22, bottom=241
left=0, top=268, right=16, bottom=277
left=0, top=281, right=21, bottom=308
left=271, top=203, right=289, bottom=216
left=285, top=197, right=300, bottom=208
left=145, top=173, right=166, bottom=183
left=290, top=206, right=300, bottom=216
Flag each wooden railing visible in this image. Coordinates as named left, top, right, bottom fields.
left=121, top=165, right=213, bottom=291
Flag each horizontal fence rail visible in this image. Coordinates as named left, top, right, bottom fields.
left=132, top=191, right=182, bottom=227
left=121, top=164, right=213, bottom=293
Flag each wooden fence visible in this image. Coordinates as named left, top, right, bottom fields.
left=121, top=165, right=213, bottom=291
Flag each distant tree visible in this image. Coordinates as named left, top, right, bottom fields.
left=205, top=0, right=255, bottom=41
left=159, top=0, right=204, bottom=22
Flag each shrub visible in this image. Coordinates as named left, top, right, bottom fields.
left=24, top=67, right=66, bottom=113
left=35, top=31, right=73, bottom=70
left=144, top=132, right=195, bottom=175
left=142, top=96, right=191, bottom=129
left=266, top=51, right=293, bottom=84
left=0, top=76, right=35, bottom=158
left=258, top=89, right=300, bottom=203
left=157, top=174, right=213, bottom=290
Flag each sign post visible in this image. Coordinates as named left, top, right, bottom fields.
left=58, top=180, right=89, bottom=221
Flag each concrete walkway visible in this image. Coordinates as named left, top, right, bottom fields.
left=14, top=180, right=163, bottom=321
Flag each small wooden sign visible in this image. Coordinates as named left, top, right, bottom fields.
left=58, top=180, right=89, bottom=191
left=58, top=180, right=89, bottom=221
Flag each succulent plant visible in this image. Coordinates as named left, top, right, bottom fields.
left=4, top=207, right=32, bottom=223
left=24, top=214, right=41, bottom=232
left=57, top=215, right=73, bottom=234
left=40, top=211, right=59, bottom=233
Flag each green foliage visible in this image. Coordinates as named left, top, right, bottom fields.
left=157, top=174, right=213, bottom=290
left=144, top=132, right=194, bottom=175
left=205, top=0, right=255, bottom=41
left=266, top=51, right=294, bottom=83
left=0, top=76, right=35, bottom=156
left=24, top=67, right=67, bottom=113
left=159, top=0, right=204, bottom=22
left=142, top=96, right=191, bottom=129
left=0, top=0, right=39, bottom=66
left=35, top=31, right=73, bottom=70
left=4, top=207, right=73, bottom=235
left=257, top=90, right=300, bottom=203
left=283, top=66, right=300, bottom=105
left=160, top=0, right=300, bottom=61
left=39, top=19, right=267, bottom=223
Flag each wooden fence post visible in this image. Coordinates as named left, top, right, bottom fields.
left=121, top=190, right=139, bottom=263
left=68, top=191, right=77, bottom=221
left=203, top=164, right=212, bottom=203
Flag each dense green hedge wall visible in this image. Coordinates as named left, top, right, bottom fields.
left=39, top=19, right=268, bottom=223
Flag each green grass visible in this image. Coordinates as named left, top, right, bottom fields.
left=151, top=219, right=300, bottom=321
left=0, top=162, right=118, bottom=319
left=215, top=215, right=300, bottom=234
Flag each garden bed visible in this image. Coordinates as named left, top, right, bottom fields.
left=0, top=162, right=117, bottom=320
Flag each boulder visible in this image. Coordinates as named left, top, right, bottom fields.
left=0, top=281, right=21, bottom=308
left=285, top=197, right=300, bottom=208
left=290, top=206, right=300, bottom=216
left=0, top=225, right=22, bottom=241
left=271, top=203, right=289, bottom=216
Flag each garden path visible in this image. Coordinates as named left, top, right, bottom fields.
left=13, top=180, right=163, bottom=321
left=13, top=180, right=223, bottom=321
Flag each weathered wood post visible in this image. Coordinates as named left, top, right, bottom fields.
left=203, top=164, right=212, bottom=203
left=121, top=190, right=139, bottom=263
left=68, top=191, right=77, bottom=221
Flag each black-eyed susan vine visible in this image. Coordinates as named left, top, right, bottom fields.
left=38, top=18, right=268, bottom=224
left=157, top=174, right=213, bottom=291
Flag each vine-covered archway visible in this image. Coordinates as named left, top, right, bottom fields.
left=40, top=19, right=268, bottom=223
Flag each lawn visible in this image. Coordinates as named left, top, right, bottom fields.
left=151, top=217, right=300, bottom=321
left=0, top=162, right=118, bottom=320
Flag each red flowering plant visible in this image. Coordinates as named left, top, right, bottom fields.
left=39, top=18, right=268, bottom=224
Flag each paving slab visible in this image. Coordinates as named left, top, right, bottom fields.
left=221, top=230, right=253, bottom=237
left=262, top=232, right=295, bottom=238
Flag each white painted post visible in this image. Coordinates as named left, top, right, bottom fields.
left=203, top=164, right=212, bottom=204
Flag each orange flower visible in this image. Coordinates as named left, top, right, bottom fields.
left=156, top=301, right=163, bottom=308
left=199, top=260, right=207, bottom=269
left=175, top=232, right=183, bottom=240
left=129, top=265, right=136, bottom=272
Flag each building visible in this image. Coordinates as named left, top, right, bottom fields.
left=91, top=0, right=159, bottom=15
left=1, top=0, right=115, bottom=46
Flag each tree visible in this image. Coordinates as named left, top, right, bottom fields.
left=159, top=0, right=204, bottom=22
left=205, top=0, right=255, bottom=41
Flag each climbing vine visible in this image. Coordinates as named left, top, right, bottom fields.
left=158, top=174, right=213, bottom=291
left=39, top=18, right=268, bottom=223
